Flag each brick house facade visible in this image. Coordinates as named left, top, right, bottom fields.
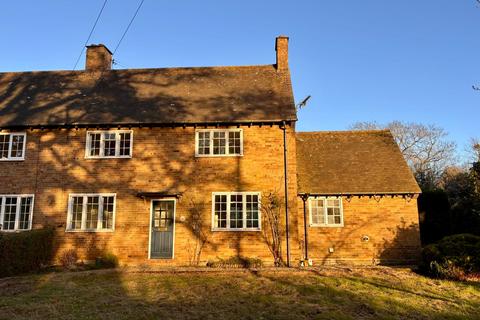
left=0, top=37, right=421, bottom=266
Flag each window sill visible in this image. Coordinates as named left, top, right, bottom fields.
left=310, top=224, right=344, bottom=228
left=0, top=229, right=31, bottom=232
left=195, top=154, right=243, bottom=158
left=0, top=158, right=25, bottom=162
left=65, top=229, right=115, bottom=233
left=84, top=156, right=132, bottom=160
left=211, top=228, right=261, bottom=232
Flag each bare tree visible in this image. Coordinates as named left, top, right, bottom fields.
left=261, top=192, right=284, bottom=266
left=184, top=199, right=210, bottom=266
left=351, top=121, right=456, bottom=188
left=470, top=138, right=480, bottom=162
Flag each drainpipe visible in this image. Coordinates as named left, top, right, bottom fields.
left=301, top=194, right=309, bottom=262
left=281, top=122, right=290, bottom=267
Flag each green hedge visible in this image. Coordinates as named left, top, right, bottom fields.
left=422, top=233, right=480, bottom=279
left=0, top=227, right=55, bottom=277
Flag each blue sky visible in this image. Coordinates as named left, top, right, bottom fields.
left=0, top=1, right=478, bottom=159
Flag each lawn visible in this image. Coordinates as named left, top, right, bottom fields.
left=0, top=267, right=479, bottom=320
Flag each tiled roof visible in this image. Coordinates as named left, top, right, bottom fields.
left=296, top=130, right=421, bottom=195
left=0, top=65, right=296, bottom=128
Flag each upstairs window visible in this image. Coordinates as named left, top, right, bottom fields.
left=0, top=133, right=26, bottom=161
left=309, top=197, right=343, bottom=227
left=67, top=194, right=116, bottom=231
left=0, top=195, right=34, bottom=231
left=86, top=130, right=132, bottom=158
left=195, top=129, right=243, bottom=157
left=212, top=192, right=260, bottom=231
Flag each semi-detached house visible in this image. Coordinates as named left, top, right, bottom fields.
left=0, top=37, right=421, bottom=265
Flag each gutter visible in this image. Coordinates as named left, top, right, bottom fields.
left=297, top=192, right=420, bottom=197
left=0, top=120, right=297, bottom=131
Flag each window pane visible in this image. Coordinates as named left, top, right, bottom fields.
left=103, top=133, right=116, bottom=157
left=119, top=133, right=131, bottom=156
left=198, top=132, right=210, bottom=155
left=213, top=132, right=226, bottom=155
left=214, top=195, right=227, bottom=228
left=71, top=197, right=83, bottom=230
left=327, top=199, right=340, bottom=207
left=19, top=197, right=32, bottom=230
left=230, top=194, right=243, bottom=228
left=10, top=134, right=24, bottom=158
left=311, top=206, right=318, bottom=225
left=246, top=194, right=259, bottom=228
left=0, top=135, right=10, bottom=159
left=325, top=198, right=342, bottom=225
left=85, top=196, right=99, bottom=229
left=3, top=197, right=18, bottom=230
left=102, top=196, right=115, bottom=229
left=228, top=131, right=241, bottom=155
left=311, top=199, right=325, bottom=225
left=89, top=133, right=101, bottom=157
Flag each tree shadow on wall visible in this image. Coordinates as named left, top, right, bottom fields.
left=376, top=219, right=422, bottom=265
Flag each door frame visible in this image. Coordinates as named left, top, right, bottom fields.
left=148, top=198, right=176, bottom=259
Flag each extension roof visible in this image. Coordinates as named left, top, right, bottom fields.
left=296, top=130, right=421, bottom=195
left=0, top=65, right=296, bottom=129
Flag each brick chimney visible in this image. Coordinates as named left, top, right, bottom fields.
left=85, top=44, right=112, bottom=71
left=275, top=36, right=289, bottom=71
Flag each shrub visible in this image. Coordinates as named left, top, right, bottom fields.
left=0, top=227, right=55, bottom=277
left=59, top=249, right=78, bottom=270
left=206, top=256, right=263, bottom=268
left=95, top=253, right=119, bottom=269
left=422, top=233, right=480, bottom=279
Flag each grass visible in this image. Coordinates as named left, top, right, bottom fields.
left=0, top=267, right=479, bottom=319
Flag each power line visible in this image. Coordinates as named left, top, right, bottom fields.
left=113, top=0, right=145, bottom=55
left=73, top=0, right=108, bottom=70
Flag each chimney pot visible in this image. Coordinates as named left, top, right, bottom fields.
left=85, top=44, right=112, bottom=71
left=275, top=36, right=289, bottom=71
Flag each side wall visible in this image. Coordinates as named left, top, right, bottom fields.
left=0, top=125, right=299, bottom=266
left=296, top=196, right=421, bottom=265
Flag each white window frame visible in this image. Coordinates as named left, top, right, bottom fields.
left=195, top=129, right=243, bottom=157
left=0, top=132, right=27, bottom=161
left=309, top=196, right=344, bottom=227
left=211, top=192, right=261, bottom=231
left=66, top=193, right=116, bottom=232
left=85, top=130, right=133, bottom=159
left=0, top=194, right=35, bottom=232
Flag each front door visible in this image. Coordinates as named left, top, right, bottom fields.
left=150, top=200, right=175, bottom=259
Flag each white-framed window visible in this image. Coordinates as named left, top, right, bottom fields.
left=309, top=196, right=344, bottom=227
left=0, top=132, right=26, bottom=161
left=66, top=194, right=116, bottom=232
left=212, top=192, right=260, bottom=231
left=195, top=129, right=243, bottom=157
left=85, top=130, right=132, bottom=158
left=0, top=195, right=34, bottom=231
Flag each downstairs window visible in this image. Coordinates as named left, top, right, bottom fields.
left=309, top=197, right=343, bottom=227
left=67, top=194, right=116, bottom=231
left=212, top=192, right=260, bottom=231
left=0, top=195, right=34, bottom=231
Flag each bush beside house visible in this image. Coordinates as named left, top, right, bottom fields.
left=422, top=233, right=480, bottom=280
left=0, top=227, right=55, bottom=277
